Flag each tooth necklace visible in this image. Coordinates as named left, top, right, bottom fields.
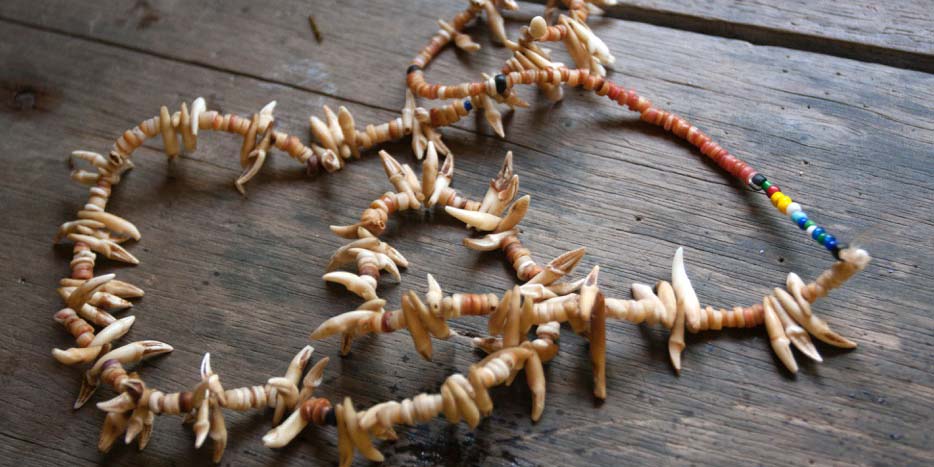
left=50, top=1, right=870, bottom=465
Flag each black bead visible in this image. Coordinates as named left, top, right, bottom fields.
left=751, top=174, right=766, bottom=187
left=406, top=64, right=422, bottom=75
left=831, top=242, right=848, bottom=260
left=494, top=74, right=508, bottom=94
left=324, top=407, right=337, bottom=426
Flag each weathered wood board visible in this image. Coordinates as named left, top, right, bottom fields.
left=0, top=1, right=932, bottom=465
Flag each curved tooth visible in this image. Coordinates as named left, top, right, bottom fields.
left=67, top=234, right=139, bottom=264
left=54, top=219, right=106, bottom=243
left=190, top=97, right=206, bottom=136
left=547, top=277, right=585, bottom=296
left=426, top=274, right=443, bottom=316
left=445, top=206, right=502, bottom=231
left=299, top=356, right=330, bottom=402
left=263, top=409, right=308, bottom=448
left=310, top=311, right=377, bottom=340
left=671, top=247, right=701, bottom=333
left=52, top=345, right=108, bottom=366
left=763, top=296, right=798, bottom=373
left=495, top=195, right=530, bottom=233
left=769, top=295, right=822, bottom=362
left=527, top=247, right=586, bottom=286
left=66, top=273, right=115, bottom=311
left=89, top=316, right=136, bottom=347
left=96, top=392, right=136, bottom=413
left=776, top=284, right=856, bottom=349
left=78, top=210, right=141, bottom=241
left=326, top=237, right=381, bottom=271
left=310, top=116, right=338, bottom=154
left=427, top=153, right=454, bottom=207
left=323, top=272, right=378, bottom=300
left=463, top=229, right=516, bottom=251
left=654, top=280, right=683, bottom=372
left=421, top=142, right=439, bottom=200
left=329, top=223, right=363, bottom=239
left=235, top=149, right=267, bottom=196
left=578, top=266, right=600, bottom=322
left=631, top=282, right=672, bottom=328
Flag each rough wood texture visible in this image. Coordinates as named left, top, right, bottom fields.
left=581, top=0, right=934, bottom=73
left=1, top=1, right=932, bottom=466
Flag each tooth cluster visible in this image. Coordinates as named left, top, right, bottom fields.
left=48, top=0, right=871, bottom=464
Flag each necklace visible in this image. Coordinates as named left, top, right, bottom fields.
left=51, top=1, right=871, bottom=464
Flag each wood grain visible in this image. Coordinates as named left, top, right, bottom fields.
left=0, top=1, right=932, bottom=466
left=576, top=0, right=934, bottom=73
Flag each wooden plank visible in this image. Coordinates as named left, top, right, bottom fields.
left=1, top=1, right=932, bottom=466
left=566, top=0, right=934, bottom=73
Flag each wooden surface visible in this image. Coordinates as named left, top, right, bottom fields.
left=1, top=1, right=932, bottom=465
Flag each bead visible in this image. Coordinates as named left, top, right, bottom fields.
left=463, top=99, right=472, bottom=111
left=810, top=227, right=825, bottom=241
left=761, top=180, right=772, bottom=190
left=806, top=225, right=817, bottom=236
left=751, top=174, right=766, bottom=187
left=824, top=235, right=837, bottom=250
left=816, top=232, right=827, bottom=243
left=406, top=64, right=422, bottom=74
left=785, top=202, right=802, bottom=214
left=494, top=74, right=507, bottom=94
left=766, top=185, right=780, bottom=198
left=803, top=219, right=815, bottom=230
left=324, top=407, right=337, bottom=426
left=791, top=211, right=807, bottom=225
left=769, top=192, right=784, bottom=207
left=777, top=196, right=793, bottom=213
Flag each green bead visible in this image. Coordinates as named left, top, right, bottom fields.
left=816, top=232, right=827, bottom=243
left=803, top=220, right=815, bottom=230
left=761, top=180, right=772, bottom=190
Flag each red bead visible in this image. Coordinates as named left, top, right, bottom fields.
left=766, top=185, right=780, bottom=197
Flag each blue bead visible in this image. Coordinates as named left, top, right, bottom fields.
left=811, top=227, right=825, bottom=240
left=463, top=99, right=472, bottom=111
left=824, top=236, right=838, bottom=250
left=795, top=213, right=809, bottom=229
left=791, top=211, right=806, bottom=224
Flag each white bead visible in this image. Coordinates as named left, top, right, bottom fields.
left=786, top=202, right=802, bottom=215
left=806, top=225, right=817, bottom=236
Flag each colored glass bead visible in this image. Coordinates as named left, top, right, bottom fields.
left=824, top=235, right=837, bottom=250
left=816, top=232, right=827, bottom=243
left=785, top=202, right=802, bottom=214
left=751, top=174, right=766, bottom=187
left=801, top=218, right=814, bottom=230
left=778, top=196, right=793, bottom=213
left=761, top=180, right=772, bottom=190
left=811, top=227, right=825, bottom=240
left=766, top=185, right=780, bottom=197
left=494, top=74, right=508, bottom=94
left=791, top=211, right=807, bottom=225
left=463, top=99, right=472, bottom=111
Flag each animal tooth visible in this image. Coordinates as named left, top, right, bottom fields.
left=65, top=273, right=115, bottom=311
left=631, top=282, right=672, bottom=328
left=327, top=238, right=381, bottom=271
left=768, top=295, right=822, bottom=362
left=323, top=272, right=378, bottom=301
left=445, top=206, right=502, bottom=231
left=495, top=195, right=530, bottom=232
left=427, top=153, right=454, bottom=207
left=578, top=266, right=600, bottom=322
left=527, top=247, right=586, bottom=286
left=67, top=234, right=139, bottom=265
left=421, top=142, right=439, bottom=200
left=463, top=229, right=517, bottom=251
left=671, top=247, right=701, bottom=333
left=190, top=97, right=206, bottom=136
left=263, top=409, right=307, bottom=448
left=776, top=283, right=856, bottom=349
left=763, top=297, right=798, bottom=373
left=77, top=210, right=141, bottom=241
left=590, top=293, right=607, bottom=399
left=330, top=223, right=363, bottom=239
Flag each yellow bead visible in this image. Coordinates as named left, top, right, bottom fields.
left=778, top=195, right=793, bottom=214
left=770, top=191, right=783, bottom=207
